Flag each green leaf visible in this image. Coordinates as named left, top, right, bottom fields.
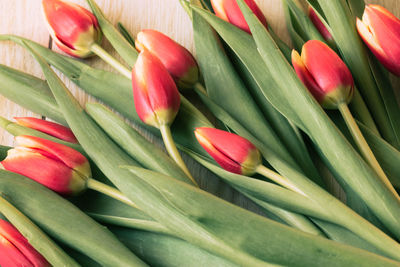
left=112, top=227, right=239, bottom=267
left=0, top=170, right=147, bottom=266
left=117, top=22, right=136, bottom=48
left=0, top=145, right=10, bottom=160
left=124, top=166, right=400, bottom=267
left=0, top=195, right=79, bottom=266
left=86, top=102, right=193, bottom=184
left=86, top=0, right=138, bottom=67
left=0, top=64, right=66, bottom=124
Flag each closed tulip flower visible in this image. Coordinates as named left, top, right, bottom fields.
left=14, top=117, right=78, bottom=143
left=132, top=50, right=180, bottom=128
left=0, top=219, right=49, bottom=267
left=357, top=5, right=400, bottom=76
left=132, top=50, right=197, bottom=185
left=135, top=29, right=199, bottom=89
left=42, top=0, right=102, bottom=58
left=291, top=40, right=354, bottom=109
left=195, top=127, right=305, bottom=194
left=1, top=135, right=90, bottom=195
left=195, top=127, right=261, bottom=175
left=211, top=0, right=267, bottom=34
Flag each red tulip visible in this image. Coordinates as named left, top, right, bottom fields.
left=1, top=136, right=90, bottom=195
left=0, top=219, right=49, bottom=267
left=42, top=0, right=102, bottom=58
left=135, top=30, right=199, bottom=89
left=308, top=6, right=333, bottom=42
left=356, top=5, right=400, bottom=76
left=211, top=0, right=267, bottom=34
left=132, top=50, right=181, bottom=128
left=194, top=127, right=261, bottom=175
left=14, top=117, right=78, bottom=143
left=291, top=40, right=354, bottom=109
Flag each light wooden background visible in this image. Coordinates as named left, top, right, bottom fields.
left=0, top=0, right=399, bottom=209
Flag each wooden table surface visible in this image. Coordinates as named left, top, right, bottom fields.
left=0, top=0, right=399, bottom=209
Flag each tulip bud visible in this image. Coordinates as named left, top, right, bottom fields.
left=211, top=0, right=267, bottom=34
left=0, top=219, right=49, bottom=267
left=194, top=127, right=261, bottom=175
left=42, top=0, right=102, bottom=58
left=291, top=40, right=354, bottom=109
left=308, top=6, right=333, bottom=42
left=135, top=30, right=199, bottom=89
left=14, top=117, right=78, bottom=143
left=132, top=50, right=181, bottom=128
left=356, top=5, right=400, bottom=76
left=1, top=136, right=90, bottom=195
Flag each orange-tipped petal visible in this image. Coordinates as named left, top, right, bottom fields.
left=297, top=40, right=354, bottom=109
left=308, top=6, right=333, bottom=42
left=211, top=0, right=267, bottom=34
left=0, top=220, right=49, bottom=267
left=132, top=50, right=180, bottom=128
left=42, top=0, right=102, bottom=58
left=195, top=127, right=261, bottom=175
left=357, top=5, right=400, bottom=76
left=14, top=117, right=78, bottom=143
left=135, top=30, right=199, bottom=89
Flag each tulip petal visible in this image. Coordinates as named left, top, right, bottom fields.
left=308, top=6, right=332, bottom=41
left=135, top=30, right=198, bottom=87
left=1, top=148, right=80, bottom=195
left=195, top=127, right=260, bottom=175
left=14, top=136, right=90, bottom=177
left=132, top=50, right=180, bottom=127
left=0, top=234, right=33, bottom=267
left=0, top=220, right=49, bottom=267
left=291, top=50, right=325, bottom=103
left=211, top=0, right=267, bottom=34
left=42, top=0, right=101, bottom=58
left=301, top=40, right=353, bottom=96
left=15, top=117, right=78, bottom=143
left=359, top=5, right=400, bottom=75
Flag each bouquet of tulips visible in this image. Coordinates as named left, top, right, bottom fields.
left=0, top=0, right=400, bottom=265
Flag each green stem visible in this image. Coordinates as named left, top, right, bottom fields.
left=87, top=178, right=139, bottom=209
left=194, top=82, right=207, bottom=95
left=90, top=43, right=131, bottom=79
left=159, top=124, right=198, bottom=187
left=256, top=165, right=306, bottom=196
left=338, top=102, right=398, bottom=197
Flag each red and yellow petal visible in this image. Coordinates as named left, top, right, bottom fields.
left=195, top=127, right=261, bottom=175
left=291, top=50, right=325, bottom=103
left=42, top=0, right=102, bottom=58
left=14, top=136, right=90, bottom=178
left=15, top=117, right=78, bottom=143
left=135, top=30, right=199, bottom=88
left=132, top=50, right=180, bottom=128
left=0, top=220, right=49, bottom=267
left=1, top=148, right=86, bottom=195
left=357, top=5, right=400, bottom=75
left=211, top=0, right=267, bottom=34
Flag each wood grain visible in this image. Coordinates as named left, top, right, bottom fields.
left=0, top=0, right=399, bottom=211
